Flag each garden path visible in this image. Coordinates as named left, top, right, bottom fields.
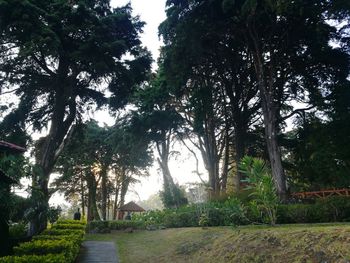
left=76, top=241, right=118, bottom=263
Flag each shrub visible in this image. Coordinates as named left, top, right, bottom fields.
left=88, top=221, right=109, bottom=233
left=129, top=198, right=247, bottom=229
left=0, top=254, right=66, bottom=263
left=109, top=220, right=144, bottom=230
left=3, top=218, right=86, bottom=263
left=32, top=234, right=83, bottom=246
left=87, top=220, right=145, bottom=233
left=56, top=219, right=86, bottom=225
left=52, top=223, right=86, bottom=230
left=9, top=223, right=27, bottom=239
left=13, top=240, right=78, bottom=262
left=239, top=156, right=279, bottom=225
left=277, top=196, right=350, bottom=224
left=42, top=229, right=85, bottom=239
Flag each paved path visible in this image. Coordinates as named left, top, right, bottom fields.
left=76, top=241, right=118, bottom=263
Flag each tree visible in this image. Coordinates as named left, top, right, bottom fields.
left=132, top=71, right=188, bottom=207
left=159, top=0, right=260, bottom=195
left=55, top=118, right=152, bottom=221
left=221, top=0, right=350, bottom=198
left=160, top=0, right=349, bottom=199
left=0, top=0, right=151, bottom=232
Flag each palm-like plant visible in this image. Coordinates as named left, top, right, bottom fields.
left=239, top=156, right=278, bottom=225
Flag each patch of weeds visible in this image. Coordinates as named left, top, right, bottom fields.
left=176, top=241, right=205, bottom=255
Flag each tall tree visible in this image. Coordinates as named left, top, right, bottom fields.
left=0, top=0, right=151, bottom=232
left=159, top=0, right=260, bottom=194
left=133, top=72, right=188, bottom=207
left=221, top=0, right=350, bottom=198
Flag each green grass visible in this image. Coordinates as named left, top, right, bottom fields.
left=85, top=223, right=350, bottom=263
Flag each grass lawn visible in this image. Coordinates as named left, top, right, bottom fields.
left=85, top=223, right=350, bottom=263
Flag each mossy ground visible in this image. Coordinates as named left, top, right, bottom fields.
left=85, top=223, right=350, bottom=263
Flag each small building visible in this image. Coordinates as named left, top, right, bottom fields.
left=117, top=201, right=145, bottom=220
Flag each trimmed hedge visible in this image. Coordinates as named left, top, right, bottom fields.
left=88, top=220, right=144, bottom=233
left=56, top=219, right=86, bottom=225
left=0, top=220, right=86, bottom=263
left=13, top=240, right=78, bottom=262
left=277, top=196, right=350, bottom=224
left=0, top=254, right=66, bottom=263
left=52, top=223, right=86, bottom=230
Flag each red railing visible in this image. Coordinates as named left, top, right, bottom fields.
left=291, top=189, right=350, bottom=199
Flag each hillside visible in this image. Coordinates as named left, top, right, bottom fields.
left=86, top=224, right=350, bottom=263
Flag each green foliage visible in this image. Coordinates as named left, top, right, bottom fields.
left=42, top=229, right=85, bottom=240
left=198, top=214, right=209, bottom=227
left=8, top=195, right=31, bottom=223
left=277, top=197, right=350, bottom=224
left=47, top=206, right=62, bottom=225
left=239, top=156, right=279, bottom=225
left=132, top=198, right=247, bottom=228
left=13, top=240, right=78, bottom=262
left=159, top=184, right=188, bottom=209
left=0, top=254, right=66, bottom=263
left=55, top=219, right=86, bottom=225
left=32, top=235, right=82, bottom=246
left=52, top=223, right=86, bottom=231
left=286, top=116, right=350, bottom=191
left=8, top=223, right=27, bottom=239
left=88, top=220, right=144, bottom=233
left=4, top=219, right=87, bottom=262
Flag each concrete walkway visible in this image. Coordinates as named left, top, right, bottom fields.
left=76, top=241, right=118, bottom=263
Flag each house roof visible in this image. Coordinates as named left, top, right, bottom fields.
left=0, top=141, right=26, bottom=154
left=0, top=170, right=17, bottom=185
left=119, top=201, right=145, bottom=212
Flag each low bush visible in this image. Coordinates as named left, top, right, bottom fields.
left=109, top=220, right=144, bottom=230
left=277, top=196, right=350, bottom=224
left=130, top=197, right=247, bottom=228
left=42, top=229, right=85, bottom=239
left=0, top=254, right=66, bottom=263
left=1, top=219, right=87, bottom=263
left=13, top=239, right=78, bottom=262
left=32, top=234, right=83, bottom=246
left=52, top=223, right=86, bottom=230
left=8, top=223, right=27, bottom=239
left=88, top=220, right=145, bottom=233
left=56, top=219, right=86, bottom=225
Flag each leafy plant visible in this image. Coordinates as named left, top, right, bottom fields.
left=239, top=156, right=279, bottom=225
left=198, top=213, right=209, bottom=227
left=8, top=223, right=27, bottom=239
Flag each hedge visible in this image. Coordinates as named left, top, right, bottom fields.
left=0, top=254, right=66, bottom=263
left=277, top=196, right=350, bottom=224
left=0, top=220, right=86, bottom=263
left=88, top=220, right=144, bottom=233
left=13, top=240, right=78, bottom=262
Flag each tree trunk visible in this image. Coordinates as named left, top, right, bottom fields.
left=220, top=132, right=230, bottom=193
left=248, top=27, right=287, bottom=199
left=29, top=83, right=76, bottom=234
left=119, top=168, right=129, bottom=208
left=113, top=169, right=120, bottom=220
left=81, top=175, right=85, bottom=218
left=86, top=172, right=100, bottom=221
left=156, top=131, right=182, bottom=208
left=100, top=166, right=108, bottom=220
left=263, top=105, right=287, bottom=199
left=233, top=126, right=246, bottom=192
